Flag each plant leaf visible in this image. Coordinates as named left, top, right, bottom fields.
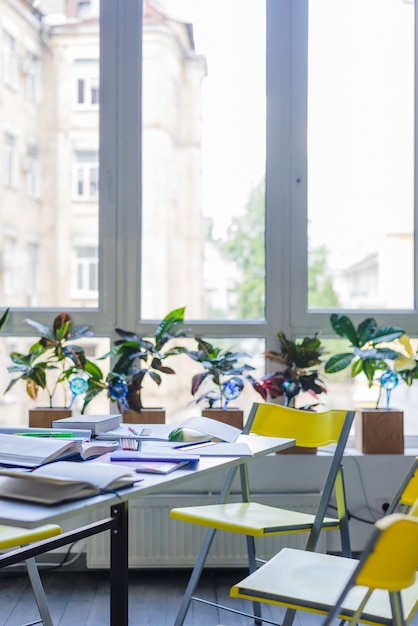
left=330, top=314, right=360, bottom=346
left=324, top=353, right=354, bottom=373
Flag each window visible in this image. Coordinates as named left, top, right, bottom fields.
left=2, top=133, right=16, bottom=188
left=74, top=150, right=98, bottom=199
left=0, top=1, right=418, bottom=435
left=26, top=242, right=39, bottom=306
left=74, top=59, right=99, bottom=106
left=23, top=52, right=41, bottom=103
left=3, top=236, right=17, bottom=296
left=2, top=30, right=17, bottom=88
left=71, top=245, right=98, bottom=298
left=306, top=0, right=414, bottom=312
left=24, top=144, right=40, bottom=199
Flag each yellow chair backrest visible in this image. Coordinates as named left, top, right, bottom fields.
left=248, top=402, right=349, bottom=448
left=356, top=512, right=418, bottom=592
left=399, top=458, right=418, bottom=507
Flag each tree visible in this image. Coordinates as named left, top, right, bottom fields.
left=215, top=180, right=340, bottom=318
left=217, top=180, right=265, bottom=319
left=308, top=245, right=340, bottom=308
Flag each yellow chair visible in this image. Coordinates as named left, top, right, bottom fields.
left=231, top=510, right=418, bottom=626
left=0, top=523, right=62, bottom=626
left=170, top=402, right=355, bottom=625
left=386, top=456, right=418, bottom=514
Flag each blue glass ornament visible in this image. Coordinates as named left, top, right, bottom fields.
left=108, top=378, right=129, bottom=410
left=380, top=370, right=398, bottom=410
left=282, top=378, right=302, bottom=407
left=222, top=376, right=244, bottom=409
left=68, top=376, right=88, bottom=409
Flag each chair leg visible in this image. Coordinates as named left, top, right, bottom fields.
left=174, top=527, right=217, bottom=626
left=25, top=557, right=54, bottom=626
left=389, top=591, right=407, bottom=626
left=245, top=535, right=262, bottom=625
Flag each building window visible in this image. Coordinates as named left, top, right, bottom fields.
left=74, top=150, right=98, bottom=199
left=78, top=1, right=92, bottom=18
left=2, top=133, right=16, bottom=188
left=24, top=145, right=40, bottom=199
left=2, top=31, right=17, bottom=88
left=74, top=59, right=99, bottom=107
left=23, top=52, right=41, bottom=103
left=3, top=236, right=17, bottom=296
left=26, top=242, right=40, bottom=306
left=72, top=245, right=98, bottom=298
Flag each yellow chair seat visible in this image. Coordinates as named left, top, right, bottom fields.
left=0, top=523, right=61, bottom=549
left=231, top=512, right=418, bottom=626
left=0, top=523, right=62, bottom=626
left=170, top=502, right=340, bottom=536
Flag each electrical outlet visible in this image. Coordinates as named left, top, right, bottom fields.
left=375, top=497, right=391, bottom=514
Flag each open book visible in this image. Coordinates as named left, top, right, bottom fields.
left=0, top=461, right=139, bottom=504
left=97, top=415, right=242, bottom=444
left=0, top=433, right=119, bottom=468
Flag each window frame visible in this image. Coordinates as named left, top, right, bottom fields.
left=4, top=0, right=418, bottom=363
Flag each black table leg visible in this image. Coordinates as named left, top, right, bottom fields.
left=110, top=501, right=129, bottom=626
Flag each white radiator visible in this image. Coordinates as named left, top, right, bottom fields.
left=87, top=492, right=326, bottom=568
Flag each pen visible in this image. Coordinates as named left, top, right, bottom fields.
left=173, top=439, right=212, bottom=449
left=128, top=426, right=143, bottom=436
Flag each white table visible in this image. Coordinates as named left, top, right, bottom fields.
left=0, top=434, right=294, bottom=625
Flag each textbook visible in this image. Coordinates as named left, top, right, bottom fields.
left=0, top=461, right=139, bottom=504
left=52, top=414, right=121, bottom=436
left=98, top=415, right=242, bottom=443
left=110, top=449, right=199, bottom=474
left=0, top=433, right=120, bottom=468
left=110, top=450, right=200, bottom=464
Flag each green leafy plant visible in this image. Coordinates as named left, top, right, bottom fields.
left=324, top=314, right=405, bottom=387
left=261, top=331, right=326, bottom=408
left=187, top=338, right=263, bottom=409
left=103, top=307, right=189, bottom=412
left=5, top=312, right=97, bottom=411
left=0, top=308, right=10, bottom=333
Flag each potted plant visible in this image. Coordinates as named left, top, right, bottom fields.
left=261, top=331, right=327, bottom=409
left=187, top=338, right=264, bottom=428
left=4, top=312, right=98, bottom=427
left=324, top=314, right=406, bottom=453
left=102, top=306, right=189, bottom=423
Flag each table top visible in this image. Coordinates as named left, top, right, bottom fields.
left=0, top=434, right=294, bottom=528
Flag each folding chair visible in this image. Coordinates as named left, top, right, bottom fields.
left=170, top=402, right=355, bottom=625
left=0, top=523, right=62, bottom=626
left=386, top=456, right=418, bottom=514
left=231, top=509, right=418, bottom=626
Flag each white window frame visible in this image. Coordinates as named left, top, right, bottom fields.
left=6, top=0, right=418, bottom=365
left=74, top=59, right=99, bottom=108
left=23, top=51, right=41, bottom=103
left=3, top=235, right=18, bottom=297
left=2, top=133, right=16, bottom=188
left=2, top=30, right=17, bottom=88
left=73, top=150, right=99, bottom=200
left=24, top=144, right=40, bottom=199
left=71, top=244, right=99, bottom=299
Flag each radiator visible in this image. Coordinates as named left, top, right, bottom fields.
left=87, top=492, right=326, bottom=568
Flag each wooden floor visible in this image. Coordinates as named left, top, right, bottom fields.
left=0, top=567, right=327, bottom=626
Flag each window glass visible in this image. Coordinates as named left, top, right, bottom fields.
left=2, top=30, right=17, bottom=87
left=141, top=0, right=266, bottom=320
left=0, top=2, right=100, bottom=309
left=307, top=0, right=414, bottom=310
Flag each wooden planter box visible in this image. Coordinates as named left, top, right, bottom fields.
left=122, top=408, right=166, bottom=424
left=29, top=408, right=72, bottom=429
left=354, top=409, right=404, bottom=454
left=202, top=408, right=244, bottom=429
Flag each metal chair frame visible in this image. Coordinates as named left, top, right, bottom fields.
left=171, top=403, right=356, bottom=625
